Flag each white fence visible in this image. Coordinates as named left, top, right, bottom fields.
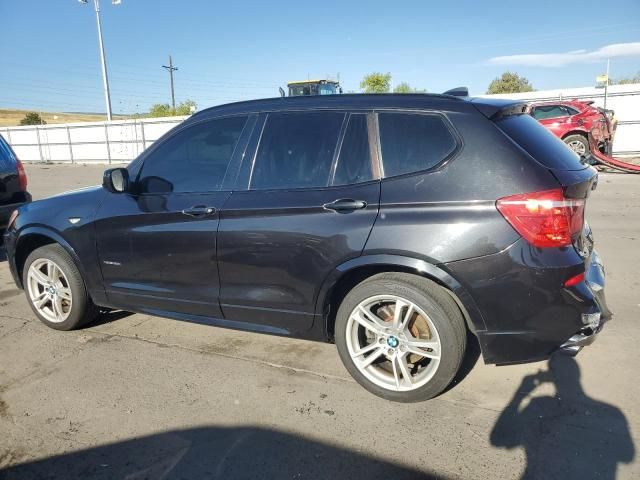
left=2, top=83, right=639, bottom=163
left=0, top=116, right=186, bottom=164
left=482, top=83, right=640, bottom=156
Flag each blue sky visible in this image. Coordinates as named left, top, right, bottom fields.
left=1, top=0, right=639, bottom=114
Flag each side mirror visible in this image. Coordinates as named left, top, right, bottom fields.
left=103, top=168, right=130, bottom=193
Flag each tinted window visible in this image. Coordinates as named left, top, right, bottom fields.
left=497, top=114, right=586, bottom=170
left=378, top=113, right=457, bottom=177
left=251, top=112, right=344, bottom=190
left=531, top=105, right=569, bottom=120
left=0, top=136, right=16, bottom=171
left=139, top=116, right=247, bottom=193
left=333, top=114, right=373, bottom=186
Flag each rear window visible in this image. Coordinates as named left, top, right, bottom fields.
left=0, top=136, right=16, bottom=171
left=497, top=114, right=587, bottom=171
left=379, top=113, right=457, bottom=177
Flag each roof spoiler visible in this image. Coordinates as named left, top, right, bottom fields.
left=443, top=87, right=469, bottom=97
left=470, top=98, right=529, bottom=120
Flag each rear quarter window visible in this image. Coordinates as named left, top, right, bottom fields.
left=497, top=114, right=586, bottom=171
left=0, top=136, right=16, bottom=171
left=378, top=113, right=457, bottom=177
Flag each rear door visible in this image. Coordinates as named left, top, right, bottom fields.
left=95, top=115, right=253, bottom=317
left=217, top=111, right=380, bottom=331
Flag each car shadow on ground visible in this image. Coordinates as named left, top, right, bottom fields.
left=0, top=426, right=443, bottom=479
left=490, top=354, right=635, bottom=480
left=84, top=309, right=135, bottom=328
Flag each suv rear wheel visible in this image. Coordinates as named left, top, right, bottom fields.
left=335, top=273, right=466, bottom=402
left=23, top=244, right=98, bottom=331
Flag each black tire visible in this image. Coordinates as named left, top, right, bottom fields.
left=335, top=273, right=467, bottom=402
left=22, top=244, right=98, bottom=331
left=563, top=134, right=589, bottom=157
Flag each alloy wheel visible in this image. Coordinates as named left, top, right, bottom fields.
left=345, top=294, right=442, bottom=392
left=567, top=140, right=587, bottom=156
left=27, top=259, right=73, bottom=323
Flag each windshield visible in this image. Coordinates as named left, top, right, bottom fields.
left=318, top=84, right=337, bottom=95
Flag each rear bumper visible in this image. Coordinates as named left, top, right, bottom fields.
left=444, top=239, right=611, bottom=365
left=3, top=227, right=21, bottom=288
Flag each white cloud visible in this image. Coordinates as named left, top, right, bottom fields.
left=487, top=42, right=640, bottom=67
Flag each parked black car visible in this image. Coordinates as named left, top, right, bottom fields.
left=0, top=134, right=30, bottom=242
left=3, top=94, right=610, bottom=402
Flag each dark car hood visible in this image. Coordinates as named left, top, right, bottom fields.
left=15, top=185, right=106, bottom=231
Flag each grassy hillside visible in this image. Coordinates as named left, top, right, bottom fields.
left=0, top=109, right=128, bottom=127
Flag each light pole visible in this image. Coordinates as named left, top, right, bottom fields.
left=79, top=0, right=120, bottom=121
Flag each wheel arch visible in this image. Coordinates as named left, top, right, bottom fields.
left=561, top=130, right=589, bottom=140
left=315, top=254, right=487, bottom=340
left=13, top=227, right=84, bottom=289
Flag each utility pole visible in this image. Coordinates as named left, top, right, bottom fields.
left=163, top=55, right=178, bottom=112
left=604, top=58, right=610, bottom=110
left=79, top=0, right=120, bottom=121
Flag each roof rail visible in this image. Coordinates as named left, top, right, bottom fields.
left=443, top=87, right=469, bottom=97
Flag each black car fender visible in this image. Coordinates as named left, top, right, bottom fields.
left=314, top=253, right=487, bottom=338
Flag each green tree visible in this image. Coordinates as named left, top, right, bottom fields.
left=393, top=82, right=427, bottom=93
left=20, top=112, right=46, bottom=125
left=148, top=103, right=173, bottom=117
left=393, top=82, right=413, bottom=93
left=148, top=100, right=198, bottom=117
left=486, top=71, right=534, bottom=94
left=615, top=72, right=640, bottom=85
left=360, top=72, right=391, bottom=93
left=175, top=99, right=197, bottom=115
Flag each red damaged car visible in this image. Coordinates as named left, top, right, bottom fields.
left=527, top=100, right=612, bottom=156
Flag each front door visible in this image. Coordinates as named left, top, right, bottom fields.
left=95, top=115, right=252, bottom=318
left=218, top=111, right=380, bottom=332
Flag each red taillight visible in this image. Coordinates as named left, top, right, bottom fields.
left=496, top=188, right=585, bottom=248
left=16, top=159, right=27, bottom=191
left=564, top=272, right=585, bottom=287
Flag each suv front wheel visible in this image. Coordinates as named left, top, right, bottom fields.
left=335, top=273, right=466, bottom=402
left=23, top=244, right=98, bottom=331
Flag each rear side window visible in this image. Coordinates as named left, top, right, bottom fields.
left=497, top=114, right=586, bottom=171
left=333, top=114, right=373, bottom=186
left=0, top=136, right=16, bottom=170
left=378, top=113, right=457, bottom=177
left=139, top=116, right=247, bottom=193
left=251, top=111, right=344, bottom=190
left=531, top=105, right=570, bottom=120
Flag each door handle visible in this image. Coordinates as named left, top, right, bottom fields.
left=323, top=198, right=367, bottom=212
left=182, top=205, right=216, bottom=217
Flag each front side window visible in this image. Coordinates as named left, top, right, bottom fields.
left=378, top=113, right=457, bottom=177
left=333, top=114, right=373, bottom=186
left=250, top=111, right=344, bottom=190
left=139, top=116, right=247, bottom=194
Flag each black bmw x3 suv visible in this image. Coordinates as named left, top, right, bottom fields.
left=3, top=94, right=610, bottom=402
